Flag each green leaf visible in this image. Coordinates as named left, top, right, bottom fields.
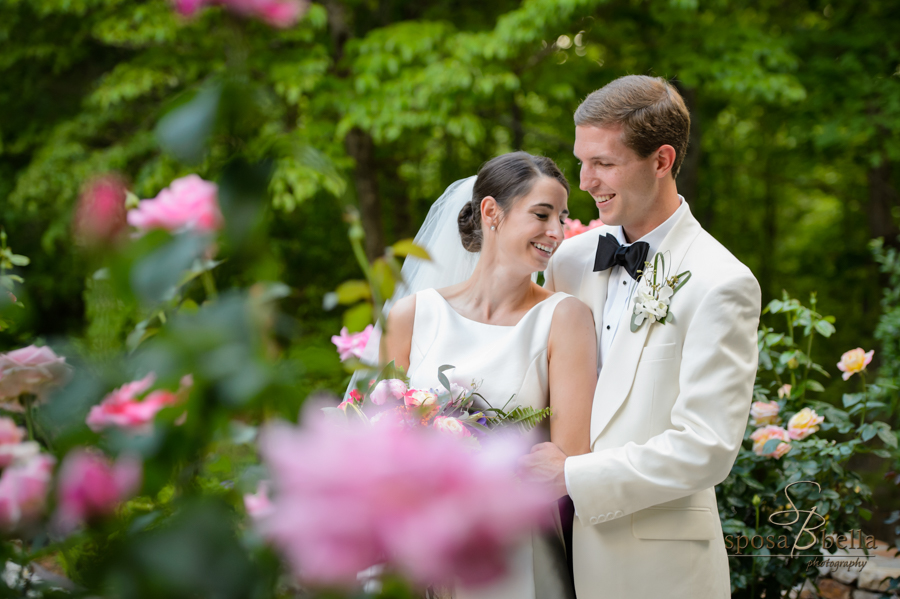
left=156, top=84, right=221, bottom=164
left=814, top=319, right=835, bottom=337
left=860, top=424, right=877, bottom=442
left=343, top=302, right=373, bottom=332
left=392, top=239, right=431, bottom=260
left=806, top=380, right=825, bottom=393
left=762, top=439, right=782, bottom=455
left=437, top=364, right=455, bottom=394
left=322, top=292, right=339, bottom=311
left=842, top=393, right=864, bottom=408
left=8, top=254, right=29, bottom=266
left=859, top=508, right=872, bottom=521
left=335, top=280, right=371, bottom=304
left=876, top=427, right=898, bottom=448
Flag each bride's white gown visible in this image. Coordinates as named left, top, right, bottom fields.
left=406, top=288, right=576, bottom=599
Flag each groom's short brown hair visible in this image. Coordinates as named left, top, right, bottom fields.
left=575, top=75, right=690, bottom=177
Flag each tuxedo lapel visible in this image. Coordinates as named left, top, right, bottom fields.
left=590, top=206, right=704, bottom=444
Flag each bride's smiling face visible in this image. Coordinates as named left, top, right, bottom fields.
left=482, top=176, right=568, bottom=273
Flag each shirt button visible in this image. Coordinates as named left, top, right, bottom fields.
left=623, top=281, right=627, bottom=285
left=606, top=325, right=610, bottom=330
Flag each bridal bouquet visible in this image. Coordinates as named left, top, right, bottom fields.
left=329, top=363, right=550, bottom=442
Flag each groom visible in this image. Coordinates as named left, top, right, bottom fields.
left=524, top=75, right=761, bottom=598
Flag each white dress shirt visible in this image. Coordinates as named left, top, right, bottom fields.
left=566, top=196, right=687, bottom=500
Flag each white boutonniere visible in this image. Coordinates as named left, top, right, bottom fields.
left=630, top=253, right=691, bottom=332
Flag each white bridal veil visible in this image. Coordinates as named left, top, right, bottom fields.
left=345, top=176, right=480, bottom=396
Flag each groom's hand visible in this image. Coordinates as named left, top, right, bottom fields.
left=518, top=442, right=569, bottom=500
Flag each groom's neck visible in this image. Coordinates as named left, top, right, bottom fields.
left=622, top=185, right=681, bottom=243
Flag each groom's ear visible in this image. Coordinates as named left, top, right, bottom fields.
left=481, top=196, right=500, bottom=228
left=654, top=144, right=677, bottom=179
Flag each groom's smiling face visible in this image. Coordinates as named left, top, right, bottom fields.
left=574, top=124, right=661, bottom=241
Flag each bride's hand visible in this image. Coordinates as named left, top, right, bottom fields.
left=518, top=442, right=568, bottom=500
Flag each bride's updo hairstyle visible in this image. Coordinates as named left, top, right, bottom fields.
left=457, top=151, right=570, bottom=252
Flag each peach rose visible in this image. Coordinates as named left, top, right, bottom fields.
left=777, top=384, right=792, bottom=399
left=0, top=345, right=73, bottom=403
left=750, top=400, right=781, bottom=426
left=750, top=425, right=792, bottom=459
left=837, top=348, right=874, bottom=381
left=403, top=389, right=439, bottom=420
left=432, top=416, right=472, bottom=438
left=787, top=408, right=824, bottom=440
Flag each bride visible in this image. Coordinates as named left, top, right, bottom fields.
left=382, top=152, right=598, bottom=599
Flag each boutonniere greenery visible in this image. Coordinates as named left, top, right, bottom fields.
left=630, top=252, right=691, bottom=332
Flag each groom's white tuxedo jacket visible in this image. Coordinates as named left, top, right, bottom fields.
left=544, top=203, right=760, bottom=599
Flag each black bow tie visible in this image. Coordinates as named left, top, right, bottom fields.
left=593, top=233, right=650, bottom=280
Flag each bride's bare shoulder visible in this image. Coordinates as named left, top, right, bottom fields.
left=388, top=294, right=417, bottom=328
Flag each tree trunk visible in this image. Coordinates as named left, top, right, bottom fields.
left=674, top=84, right=700, bottom=208
left=867, top=158, right=900, bottom=248
left=345, top=127, right=385, bottom=260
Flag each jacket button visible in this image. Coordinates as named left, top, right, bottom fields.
left=614, top=510, right=624, bottom=518
left=597, top=514, right=607, bottom=523
left=590, top=517, right=598, bottom=524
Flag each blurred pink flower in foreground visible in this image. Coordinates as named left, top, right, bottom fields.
left=0, top=345, right=73, bottom=403
left=0, top=417, right=39, bottom=468
left=127, top=175, right=223, bottom=234
left=86, top=373, right=191, bottom=433
left=73, top=174, right=128, bottom=246
left=258, top=418, right=551, bottom=588
left=0, top=453, right=55, bottom=530
left=172, top=0, right=308, bottom=28
left=244, top=481, right=274, bottom=520
left=54, top=449, right=142, bottom=533
left=562, top=217, right=603, bottom=239
left=432, top=416, right=472, bottom=438
left=750, top=425, right=792, bottom=459
left=370, top=379, right=407, bottom=406
left=837, top=348, right=874, bottom=381
left=331, top=325, right=373, bottom=362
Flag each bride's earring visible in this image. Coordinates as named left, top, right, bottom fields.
left=490, top=225, right=496, bottom=231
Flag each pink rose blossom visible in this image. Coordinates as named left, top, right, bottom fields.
left=404, top=388, right=439, bottom=420
left=837, top=348, right=874, bottom=381
left=369, top=406, right=407, bottom=428
left=172, top=0, right=205, bottom=15
left=749, top=400, right=780, bottom=426
left=244, top=481, right=274, bottom=520
left=0, top=345, right=73, bottom=403
left=86, top=373, right=190, bottom=433
left=0, top=453, right=55, bottom=530
left=73, top=174, right=128, bottom=246
left=172, top=0, right=307, bottom=27
left=54, top=449, right=142, bottom=533
left=0, top=417, right=39, bottom=468
left=432, top=416, right=472, bottom=438
left=787, top=408, right=824, bottom=440
left=258, top=417, right=551, bottom=588
left=127, top=175, right=223, bottom=234
left=562, top=217, right=603, bottom=239
left=370, top=379, right=407, bottom=406
left=331, top=325, right=373, bottom=362
left=750, top=425, right=792, bottom=459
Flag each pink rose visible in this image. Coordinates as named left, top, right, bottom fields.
left=787, top=408, right=824, bottom=440
left=73, top=174, right=128, bottom=246
left=432, top=416, right=472, bottom=438
left=172, top=0, right=205, bottom=15
left=0, top=453, right=55, bottom=530
left=370, top=379, right=407, bottom=406
left=369, top=406, right=407, bottom=428
left=257, top=417, right=552, bottom=588
left=330, top=325, right=373, bottom=362
left=0, top=345, right=73, bottom=403
left=86, top=373, right=190, bottom=434
left=750, top=425, right=792, bottom=459
left=54, top=449, right=142, bottom=533
left=837, top=348, right=874, bottom=381
left=562, top=217, right=603, bottom=239
left=749, top=400, right=780, bottom=426
left=172, top=0, right=307, bottom=27
left=244, top=481, right=274, bottom=520
left=127, top=175, right=223, bottom=234
left=403, top=389, right=439, bottom=420
left=0, top=417, right=39, bottom=468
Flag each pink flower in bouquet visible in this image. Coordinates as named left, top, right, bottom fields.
left=127, top=175, right=223, bottom=234
left=750, top=425, right=792, bottom=459
left=562, top=217, right=603, bottom=239
left=369, top=406, right=407, bottom=428
left=54, top=449, right=142, bottom=533
left=86, top=373, right=190, bottom=433
left=331, top=325, right=373, bottom=362
left=404, top=388, right=439, bottom=420
left=258, top=418, right=551, bottom=588
left=0, top=453, right=55, bottom=530
left=749, top=400, right=780, bottom=426
left=370, top=379, right=407, bottom=405
left=244, top=481, right=274, bottom=520
left=787, top=408, right=824, bottom=440
left=0, top=345, right=73, bottom=403
left=432, top=416, right=472, bottom=438
left=73, top=174, right=128, bottom=246
left=837, top=348, right=874, bottom=381
left=0, top=417, right=39, bottom=468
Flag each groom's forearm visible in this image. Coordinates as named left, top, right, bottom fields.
left=566, top=274, right=761, bottom=525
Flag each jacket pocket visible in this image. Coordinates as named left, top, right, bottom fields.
left=631, top=506, right=717, bottom=541
left=639, top=342, right=677, bottom=362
